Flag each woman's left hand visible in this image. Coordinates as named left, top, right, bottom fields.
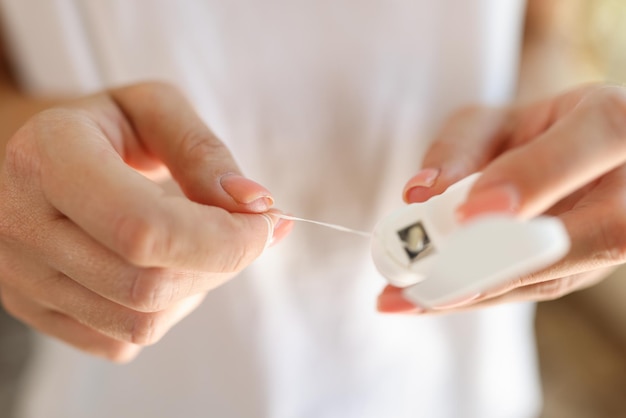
left=378, top=84, right=626, bottom=314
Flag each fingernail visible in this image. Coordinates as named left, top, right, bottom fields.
left=246, top=197, right=275, bottom=213
left=456, top=185, right=519, bottom=222
left=431, top=293, right=481, bottom=310
left=269, top=217, right=293, bottom=247
left=220, top=174, right=274, bottom=212
left=263, top=210, right=294, bottom=247
left=403, top=168, right=440, bottom=203
left=377, top=290, right=424, bottom=314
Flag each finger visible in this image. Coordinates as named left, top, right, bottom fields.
left=1, top=160, right=244, bottom=312
left=377, top=285, right=422, bottom=314
left=28, top=108, right=275, bottom=270
left=472, top=269, right=609, bottom=307
left=377, top=284, right=481, bottom=314
left=0, top=241, right=207, bottom=344
left=458, top=169, right=626, bottom=292
left=0, top=287, right=141, bottom=363
left=376, top=271, right=605, bottom=316
left=377, top=172, right=626, bottom=315
left=109, top=83, right=273, bottom=212
left=404, top=106, right=511, bottom=203
left=266, top=211, right=295, bottom=247
left=422, top=269, right=610, bottom=315
left=3, top=263, right=205, bottom=345
left=508, top=84, right=601, bottom=149
left=378, top=202, right=621, bottom=314
left=30, top=217, right=231, bottom=312
left=457, top=86, right=626, bottom=220
left=445, top=168, right=626, bottom=303
left=400, top=193, right=622, bottom=312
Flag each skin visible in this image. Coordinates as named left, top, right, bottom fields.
left=0, top=82, right=297, bottom=362
left=0, top=22, right=298, bottom=361
left=0, top=0, right=615, bottom=357
left=378, top=85, right=626, bottom=313
left=377, top=1, right=625, bottom=314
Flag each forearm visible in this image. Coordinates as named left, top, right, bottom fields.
left=0, top=91, right=56, bottom=157
left=517, top=0, right=604, bottom=103
left=0, top=37, right=58, bottom=166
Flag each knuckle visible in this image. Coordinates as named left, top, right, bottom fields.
left=218, top=240, right=252, bottom=273
left=5, top=108, right=92, bottom=181
left=30, top=108, right=93, bottom=140
left=534, top=278, right=573, bottom=301
left=129, top=311, right=166, bottom=346
left=4, top=122, right=39, bottom=179
left=113, top=213, right=168, bottom=267
left=128, top=268, right=177, bottom=312
left=589, top=87, right=626, bottom=143
left=111, top=81, right=185, bottom=122
left=177, top=127, right=230, bottom=171
left=506, top=276, right=526, bottom=291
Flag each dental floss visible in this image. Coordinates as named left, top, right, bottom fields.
left=274, top=213, right=371, bottom=238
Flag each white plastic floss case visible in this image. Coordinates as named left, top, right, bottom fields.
left=371, top=173, right=571, bottom=309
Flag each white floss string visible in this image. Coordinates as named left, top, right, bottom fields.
left=274, top=213, right=372, bottom=238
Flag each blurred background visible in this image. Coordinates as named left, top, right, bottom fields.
left=1, top=1, right=626, bottom=417
left=533, top=1, right=626, bottom=417
left=537, top=278, right=626, bottom=418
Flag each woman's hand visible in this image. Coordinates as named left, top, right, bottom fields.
left=378, top=84, right=626, bottom=314
left=0, top=82, right=291, bottom=361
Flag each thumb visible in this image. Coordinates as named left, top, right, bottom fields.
left=403, top=106, right=512, bottom=203
left=110, top=82, right=273, bottom=213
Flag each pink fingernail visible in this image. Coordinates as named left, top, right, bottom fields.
left=377, top=290, right=425, bottom=314
left=403, top=168, right=440, bottom=203
left=269, top=216, right=294, bottom=247
left=456, top=185, right=519, bottom=222
left=246, top=197, right=275, bottom=213
left=220, top=174, right=274, bottom=212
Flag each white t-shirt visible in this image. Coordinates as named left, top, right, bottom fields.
left=1, top=1, right=540, bottom=417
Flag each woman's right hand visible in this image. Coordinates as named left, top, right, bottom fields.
left=0, top=82, right=288, bottom=362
